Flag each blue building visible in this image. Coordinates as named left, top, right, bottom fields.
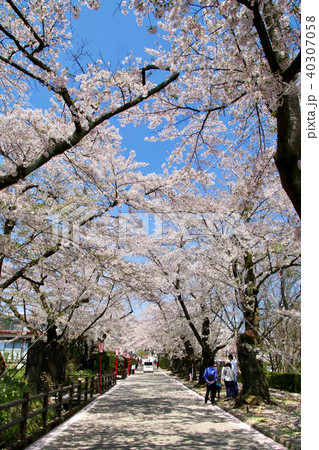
left=0, top=317, right=33, bottom=362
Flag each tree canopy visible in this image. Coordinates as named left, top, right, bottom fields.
left=0, top=0, right=300, bottom=400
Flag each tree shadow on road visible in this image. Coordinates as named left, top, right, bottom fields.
left=28, top=371, right=280, bottom=449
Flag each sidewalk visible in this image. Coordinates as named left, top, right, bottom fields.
left=26, top=369, right=287, bottom=449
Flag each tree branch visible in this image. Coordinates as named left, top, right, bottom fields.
left=256, top=255, right=300, bottom=291
left=250, top=1, right=281, bottom=74
left=0, top=244, right=61, bottom=291
left=5, top=0, right=45, bottom=53
left=282, top=51, right=301, bottom=83
left=0, top=71, right=179, bottom=191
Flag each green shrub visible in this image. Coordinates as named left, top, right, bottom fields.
left=266, top=372, right=301, bottom=393
left=158, top=356, right=170, bottom=370
left=0, top=374, right=31, bottom=447
left=93, top=352, right=117, bottom=374
left=0, top=373, right=30, bottom=405
left=0, top=373, right=56, bottom=448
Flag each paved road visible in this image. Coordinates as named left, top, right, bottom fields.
left=27, top=369, right=286, bottom=449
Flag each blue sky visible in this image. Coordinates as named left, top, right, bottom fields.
left=72, top=2, right=156, bottom=67
left=71, top=2, right=174, bottom=174
left=29, top=1, right=174, bottom=175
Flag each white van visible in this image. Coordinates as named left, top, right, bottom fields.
left=143, top=361, right=154, bottom=372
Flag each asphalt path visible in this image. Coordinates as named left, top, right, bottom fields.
left=26, top=369, right=287, bottom=449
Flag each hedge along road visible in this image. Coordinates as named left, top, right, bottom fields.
left=26, top=369, right=286, bottom=450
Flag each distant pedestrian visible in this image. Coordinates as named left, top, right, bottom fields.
left=222, top=361, right=237, bottom=398
left=214, top=365, right=221, bottom=398
left=229, top=354, right=239, bottom=396
left=156, top=360, right=159, bottom=369
left=203, top=362, right=217, bottom=404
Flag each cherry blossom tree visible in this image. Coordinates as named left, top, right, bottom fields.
left=0, top=1, right=301, bottom=399
left=259, top=267, right=301, bottom=373
left=0, top=117, right=168, bottom=384
left=0, top=0, right=178, bottom=351
left=118, top=142, right=300, bottom=401
left=0, top=0, right=178, bottom=190
left=123, top=0, right=301, bottom=217
left=135, top=301, right=204, bottom=378
left=114, top=172, right=243, bottom=380
left=0, top=2, right=181, bottom=381
left=188, top=149, right=300, bottom=403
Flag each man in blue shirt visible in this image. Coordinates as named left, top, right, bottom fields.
left=203, top=363, right=218, bottom=404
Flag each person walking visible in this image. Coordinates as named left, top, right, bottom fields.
left=229, top=354, right=239, bottom=396
left=203, top=362, right=217, bottom=404
left=222, top=361, right=237, bottom=398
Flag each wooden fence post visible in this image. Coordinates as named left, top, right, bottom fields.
left=90, top=375, right=94, bottom=399
left=84, top=378, right=88, bottom=403
left=42, top=391, right=48, bottom=429
left=77, top=379, right=82, bottom=404
left=20, top=391, right=29, bottom=440
left=69, top=383, right=73, bottom=411
left=57, top=385, right=63, bottom=418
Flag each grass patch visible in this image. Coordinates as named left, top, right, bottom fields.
left=0, top=368, right=57, bottom=448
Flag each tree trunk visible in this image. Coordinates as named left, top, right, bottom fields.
left=0, top=352, right=5, bottom=375
left=245, top=0, right=301, bottom=218
left=25, top=340, right=45, bottom=392
left=182, top=337, right=195, bottom=380
left=242, top=252, right=260, bottom=342
left=25, top=322, right=67, bottom=392
left=236, top=331, right=270, bottom=406
left=197, top=317, right=213, bottom=384
left=236, top=252, right=270, bottom=405
left=275, top=94, right=301, bottom=218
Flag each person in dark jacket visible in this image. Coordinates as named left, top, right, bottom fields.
left=203, top=363, right=217, bottom=404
